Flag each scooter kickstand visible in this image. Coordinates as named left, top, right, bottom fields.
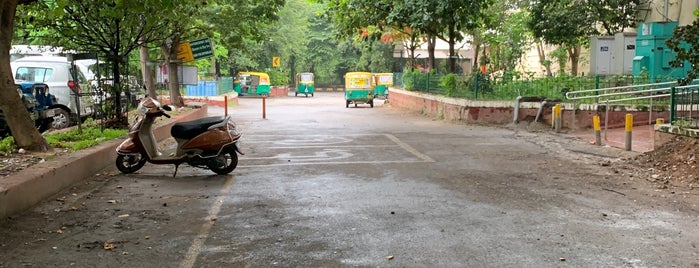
left=173, top=164, right=180, bottom=177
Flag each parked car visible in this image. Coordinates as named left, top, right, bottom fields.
left=10, top=56, right=95, bottom=129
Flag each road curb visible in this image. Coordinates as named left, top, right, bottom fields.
left=0, top=105, right=209, bottom=219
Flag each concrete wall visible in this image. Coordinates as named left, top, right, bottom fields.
left=270, top=86, right=289, bottom=97
left=643, top=0, right=699, bottom=26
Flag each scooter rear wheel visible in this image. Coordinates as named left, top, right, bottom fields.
left=207, top=150, right=238, bottom=175
left=116, top=154, right=147, bottom=174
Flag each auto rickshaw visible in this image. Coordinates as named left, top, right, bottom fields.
left=372, top=73, right=393, bottom=99
left=344, top=72, right=373, bottom=108
left=295, top=72, right=314, bottom=97
left=234, top=71, right=271, bottom=97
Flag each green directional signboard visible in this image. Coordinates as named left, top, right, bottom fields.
left=190, top=37, right=214, bottom=60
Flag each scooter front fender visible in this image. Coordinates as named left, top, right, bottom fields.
left=233, top=141, right=244, bottom=155
left=116, top=138, right=138, bottom=154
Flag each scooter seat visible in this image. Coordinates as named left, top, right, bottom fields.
left=171, top=116, right=226, bottom=140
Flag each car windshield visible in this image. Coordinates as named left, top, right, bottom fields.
left=15, top=67, right=53, bottom=83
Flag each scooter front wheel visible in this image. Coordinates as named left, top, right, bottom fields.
left=116, top=154, right=147, bottom=174
left=207, top=150, right=238, bottom=175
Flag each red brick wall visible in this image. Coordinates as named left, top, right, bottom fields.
left=388, top=89, right=670, bottom=130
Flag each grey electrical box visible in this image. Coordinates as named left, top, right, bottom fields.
left=590, top=36, right=614, bottom=75
left=612, top=32, right=636, bottom=75
left=590, top=33, right=636, bottom=76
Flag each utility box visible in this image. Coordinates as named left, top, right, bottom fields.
left=632, top=21, right=690, bottom=81
left=590, top=36, right=614, bottom=75
left=612, top=32, right=637, bottom=75
left=589, top=33, right=636, bottom=76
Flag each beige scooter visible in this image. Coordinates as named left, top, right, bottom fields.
left=115, top=97, right=242, bottom=176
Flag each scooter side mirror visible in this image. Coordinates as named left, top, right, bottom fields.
left=162, top=105, right=173, bottom=111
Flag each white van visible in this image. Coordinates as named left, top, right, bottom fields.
left=10, top=45, right=66, bottom=62
left=11, top=56, right=94, bottom=129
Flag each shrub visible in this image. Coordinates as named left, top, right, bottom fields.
left=0, top=137, right=14, bottom=156
left=402, top=71, right=417, bottom=90
left=441, top=74, right=459, bottom=97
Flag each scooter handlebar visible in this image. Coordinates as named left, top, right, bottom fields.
left=160, top=104, right=172, bottom=118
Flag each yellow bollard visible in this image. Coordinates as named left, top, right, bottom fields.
left=625, top=114, right=633, bottom=151
left=593, top=115, right=601, bottom=146
left=554, top=104, right=562, bottom=133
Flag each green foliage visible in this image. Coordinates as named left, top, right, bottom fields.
left=0, top=137, right=15, bottom=156
left=587, top=0, right=646, bottom=35
left=467, top=72, right=492, bottom=98
left=402, top=70, right=418, bottom=90
left=667, top=15, right=699, bottom=85
left=528, top=0, right=644, bottom=44
left=485, top=9, right=533, bottom=73
left=44, top=125, right=127, bottom=152
left=320, top=0, right=490, bottom=73
left=550, top=46, right=569, bottom=75
left=269, top=68, right=289, bottom=86
left=0, top=123, right=126, bottom=155
left=440, top=74, right=459, bottom=97
left=356, top=40, right=395, bottom=73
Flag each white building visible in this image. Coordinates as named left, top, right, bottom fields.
left=394, top=38, right=475, bottom=74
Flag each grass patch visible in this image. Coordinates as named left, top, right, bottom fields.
left=0, top=137, right=15, bottom=156
left=44, top=126, right=127, bottom=152
left=1, top=105, right=196, bottom=154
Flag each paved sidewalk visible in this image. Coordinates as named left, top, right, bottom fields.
left=570, top=124, right=655, bottom=153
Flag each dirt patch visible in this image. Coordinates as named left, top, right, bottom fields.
left=0, top=149, right=66, bottom=177
left=625, top=135, right=699, bottom=188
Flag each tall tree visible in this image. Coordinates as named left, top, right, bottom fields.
left=419, top=0, right=491, bottom=73
left=18, top=0, right=172, bottom=125
left=589, top=0, right=647, bottom=35
left=528, top=0, right=645, bottom=75
left=483, top=5, right=533, bottom=75
left=528, top=0, right=593, bottom=75
left=203, top=0, right=284, bottom=79
left=0, top=0, right=51, bottom=152
left=667, top=10, right=699, bottom=85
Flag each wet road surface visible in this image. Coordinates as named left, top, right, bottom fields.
left=1, top=92, right=699, bottom=267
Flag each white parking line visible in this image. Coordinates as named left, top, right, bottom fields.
left=180, top=175, right=235, bottom=268
left=238, top=134, right=434, bottom=167
left=384, top=134, right=435, bottom=162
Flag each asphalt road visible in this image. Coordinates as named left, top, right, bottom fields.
left=1, top=92, right=699, bottom=267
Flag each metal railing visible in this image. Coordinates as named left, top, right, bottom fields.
left=670, top=84, right=699, bottom=128
left=565, top=79, right=699, bottom=129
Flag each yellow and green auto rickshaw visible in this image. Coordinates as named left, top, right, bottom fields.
left=344, top=71, right=374, bottom=108
left=372, top=72, right=393, bottom=99
left=295, top=72, right=314, bottom=97
left=234, top=71, right=271, bottom=97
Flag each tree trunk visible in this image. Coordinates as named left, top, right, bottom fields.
left=427, top=34, right=436, bottom=73
left=567, top=45, right=581, bottom=76
left=473, top=43, right=480, bottom=73
left=536, top=41, right=552, bottom=77
left=289, top=54, right=296, bottom=88
left=162, top=37, right=183, bottom=107
left=402, top=32, right=419, bottom=71
left=139, top=40, right=156, bottom=98
left=0, top=0, right=50, bottom=152
left=448, top=37, right=456, bottom=73
left=167, top=61, right=182, bottom=107
left=447, top=24, right=457, bottom=73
